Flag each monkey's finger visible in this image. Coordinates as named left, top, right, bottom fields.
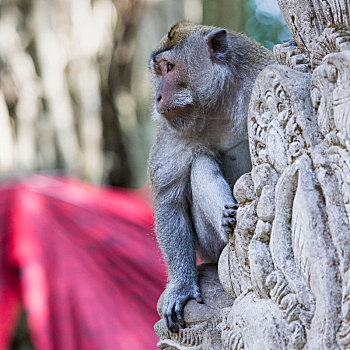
left=169, top=312, right=179, bottom=333
left=228, top=209, right=237, bottom=216
left=224, top=203, right=239, bottom=210
left=164, top=312, right=173, bottom=332
left=164, top=304, right=178, bottom=333
left=222, top=217, right=235, bottom=227
left=223, top=210, right=233, bottom=218
left=174, top=303, right=186, bottom=328
left=223, top=209, right=237, bottom=218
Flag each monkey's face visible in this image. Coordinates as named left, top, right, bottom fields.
left=151, top=49, right=198, bottom=131
left=150, top=24, right=232, bottom=134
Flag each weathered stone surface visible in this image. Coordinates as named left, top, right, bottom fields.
left=224, top=292, right=293, bottom=350
left=276, top=0, right=350, bottom=70
left=156, top=1, right=350, bottom=349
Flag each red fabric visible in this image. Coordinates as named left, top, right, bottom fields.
left=0, top=175, right=167, bottom=350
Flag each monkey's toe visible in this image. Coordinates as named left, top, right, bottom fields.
left=163, top=285, right=203, bottom=333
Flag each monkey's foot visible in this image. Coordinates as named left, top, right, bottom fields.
left=155, top=264, right=234, bottom=349
left=222, top=202, right=239, bottom=235
left=162, top=282, right=203, bottom=333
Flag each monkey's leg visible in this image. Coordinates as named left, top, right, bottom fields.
left=191, top=154, right=236, bottom=260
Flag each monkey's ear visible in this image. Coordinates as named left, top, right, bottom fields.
left=206, top=29, right=228, bottom=62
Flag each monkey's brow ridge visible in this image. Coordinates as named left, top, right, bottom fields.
left=151, top=48, right=172, bottom=63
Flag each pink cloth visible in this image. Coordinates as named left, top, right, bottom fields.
left=0, top=175, right=166, bottom=350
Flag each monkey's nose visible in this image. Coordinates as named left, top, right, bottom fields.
left=156, top=94, right=163, bottom=113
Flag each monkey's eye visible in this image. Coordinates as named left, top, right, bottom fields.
left=167, top=63, right=174, bottom=72
left=154, top=64, right=161, bottom=75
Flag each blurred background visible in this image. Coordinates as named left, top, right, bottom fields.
left=0, top=0, right=289, bottom=189
left=0, top=0, right=290, bottom=349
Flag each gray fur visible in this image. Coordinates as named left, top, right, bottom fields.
left=148, top=23, right=275, bottom=333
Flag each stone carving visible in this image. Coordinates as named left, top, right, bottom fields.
left=276, top=0, right=350, bottom=70
left=155, top=1, right=350, bottom=349
left=273, top=39, right=311, bottom=73
left=311, top=27, right=350, bottom=67
left=311, top=51, right=350, bottom=348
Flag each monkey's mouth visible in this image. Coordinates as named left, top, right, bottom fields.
left=158, top=105, right=192, bottom=119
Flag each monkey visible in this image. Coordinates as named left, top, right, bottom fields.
left=148, top=22, right=275, bottom=333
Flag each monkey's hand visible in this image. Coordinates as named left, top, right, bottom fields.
left=163, top=282, right=204, bottom=333
left=222, top=202, right=239, bottom=235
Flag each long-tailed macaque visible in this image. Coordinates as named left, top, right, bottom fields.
left=148, top=22, right=275, bottom=332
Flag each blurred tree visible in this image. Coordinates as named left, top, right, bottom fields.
left=100, top=0, right=145, bottom=187
left=0, top=0, right=193, bottom=188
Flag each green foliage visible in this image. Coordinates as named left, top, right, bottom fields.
left=10, top=313, right=33, bottom=350
left=202, top=0, right=291, bottom=50
left=245, top=0, right=291, bottom=50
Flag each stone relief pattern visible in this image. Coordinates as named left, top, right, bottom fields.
left=219, top=58, right=350, bottom=349
left=216, top=2, right=350, bottom=348
left=244, top=67, right=313, bottom=349
left=218, top=67, right=311, bottom=350
left=311, top=27, right=350, bottom=67
left=311, top=51, right=350, bottom=348
left=273, top=39, right=311, bottom=73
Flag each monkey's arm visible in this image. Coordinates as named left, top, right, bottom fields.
left=191, top=154, right=236, bottom=241
left=149, top=134, right=203, bottom=332
left=154, top=195, right=203, bottom=332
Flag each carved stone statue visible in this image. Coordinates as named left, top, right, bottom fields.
left=155, top=1, right=350, bottom=349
